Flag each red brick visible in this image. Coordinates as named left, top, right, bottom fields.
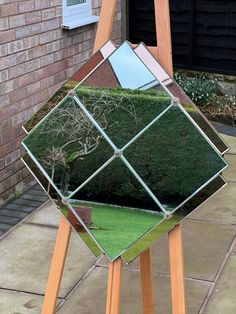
left=1, top=104, right=19, bottom=121
left=34, top=59, right=68, bottom=80
left=19, top=1, right=35, bottom=13
left=55, top=6, right=62, bottom=17
left=0, top=158, right=4, bottom=171
left=15, top=25, right=31, bottom=39
left=40, top=54, right=54, bottom=67
left=0, top=187, right=15, bottom=206
left=0, top=54, right=17, bottom=70
left=12, top=110, right=28, bottom=127
left=16, top=50, right=30, bottom=63
left=26, top=11, right=41, bottom=24
left=42, top=8, right=56, bottom=20
left=5, top=148, right=21, bottom=167
left=13, top=159, right=25, bottom=173
left=31, top=22, right=42, bottom=35
left=9, top=14, right=26, bottom=28
left=0, top=141, right=14, bottom=159
left=0, top=69, right=9, bottom=83
left=0, top=165, right=13, bottom=183
left=0, top=177, right=11, bottom=194
left=0, top=79, right=18, bottom=96
left=35, top=0, right=49, bottom=10
left=23, top=35, right=39, bottom=49
left=9, top=87, right=26, bottom=103
left=18, top=72, right=34, bottom=87
left=0, top=95, right=10, bottom=110
left=0, top=3, right=18, bottom=16
left=7, top=39, right=24, bottom=54
left=25, top=58, right=40, bottom=73
left=0, top=117, right=13, bottom=129
left=53, top=50, right=64, bottom=62
left=9, top=63, right=25, bottom=79
left=0, top=17, right=9, bottom=31
left=25, top=81, right=40, bottom=96
left=34, top=89, right=49, bottom=104
left=29, top=45, right=47, bottom=59
left=0, top=44, right=8, bottom=56
left=11, top=170, right=23, bottom=186
left=47, top=40, right=60, bottom=53
left=41, top=18, right=60, bottom=32
left=49, top=0, right=61, bottom=6
left=0, top=29, right=15, bottom=44
left=38, top=29, right=61, bottom=44
left=21, top=95, right=35, bottom=109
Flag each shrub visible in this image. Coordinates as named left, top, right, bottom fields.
left=174, top=72, right=216, bottom=106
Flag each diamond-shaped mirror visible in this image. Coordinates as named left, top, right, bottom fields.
left=22, top=40, right=228, bottom=262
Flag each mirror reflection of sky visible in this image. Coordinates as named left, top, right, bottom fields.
left=109, top=42, right=159, bottom=90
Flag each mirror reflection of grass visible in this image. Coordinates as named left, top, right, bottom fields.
left=71, top=201, right=164, bottom=260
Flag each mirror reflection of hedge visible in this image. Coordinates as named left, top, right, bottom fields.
left=76, top=86, right=171, bottom=147
left=124, top=106, right=226, bottom=207
left=24, top=87, right=171, bottom=196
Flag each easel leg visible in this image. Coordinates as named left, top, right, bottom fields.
left=42, top=216, right=72, bottom=314
left=168, top=223, right=186, bottom=314
left=140, top=248, right=155, bottom=314
left=154, top=0, right=173, bottom=76
left=106, top=257, right=123, bottom=314
left=93, top=0, right=117, bottom=53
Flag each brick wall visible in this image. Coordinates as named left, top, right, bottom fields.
left=0, top=0, right=122, bottom=205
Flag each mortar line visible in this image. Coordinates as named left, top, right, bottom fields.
left=199, top=235, right=236, bottom=314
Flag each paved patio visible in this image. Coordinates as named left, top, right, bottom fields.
left=0, top=133, right=235, bottom=314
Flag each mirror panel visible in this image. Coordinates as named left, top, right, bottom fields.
left=23, top=97, right=114, bottom=198
left=123, top=105, right=227, bottom=211
left=22, top=40, right=228, bottom=263
left=70, top=157, right=164, bottom=260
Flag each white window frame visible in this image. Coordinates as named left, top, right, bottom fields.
left=62, top=0, right=99, bottom=30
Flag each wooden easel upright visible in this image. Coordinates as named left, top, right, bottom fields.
left=41, top=1, right=186, bottom=313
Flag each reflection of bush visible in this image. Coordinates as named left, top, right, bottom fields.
left=71, top=87, right=225, bottom=208
left=25, top=86, right=225, bottom=210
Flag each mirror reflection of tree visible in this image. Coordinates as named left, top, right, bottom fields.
left=37, top=91, right=137, bottom=195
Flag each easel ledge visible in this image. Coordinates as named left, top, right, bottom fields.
left=41, top=1, right=186, bottom=313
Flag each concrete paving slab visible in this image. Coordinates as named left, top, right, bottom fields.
left=99, top=220, right=235, bottom=281
left=0, top=290, right=43, bottom=314
left=224, top=154, right=236, bottom=182
left=26, top=201, right=61, bottom=227
left=0, top=224, right=96, bottom=297
left=204, top=253, right=236, bottom=314
left=221, top=134, right=236, bottom=154
left=190, top=182, right=236, bottom=224
left=57, top=266, right=211, bottom=314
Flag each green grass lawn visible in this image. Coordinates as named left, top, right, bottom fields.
left=72, top=201, right=163, bottom=260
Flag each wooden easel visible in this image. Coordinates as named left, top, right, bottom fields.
left=41, top=1, right=186, bottom=313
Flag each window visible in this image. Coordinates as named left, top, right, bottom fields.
left=62, top=0, right=99, bottom=30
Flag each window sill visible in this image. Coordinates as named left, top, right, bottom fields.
left=61, top=15, right=99, bottom=30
